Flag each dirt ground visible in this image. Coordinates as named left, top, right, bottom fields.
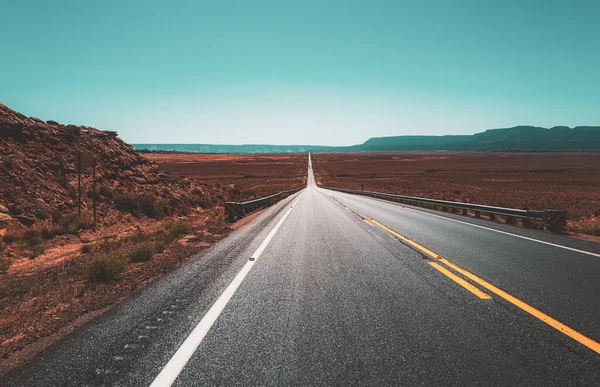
left=312, top=152, right=600, bottom=235
left=143, top=153, right=308, bottom=201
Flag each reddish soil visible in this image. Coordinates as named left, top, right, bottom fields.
left=312, top=152, right=600, bottom=234
left=143, top=153, right=308, bottom=201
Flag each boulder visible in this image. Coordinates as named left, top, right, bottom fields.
left=0, top=212, right=15, bottom=228
left=15, top=215, right=35, bottom=227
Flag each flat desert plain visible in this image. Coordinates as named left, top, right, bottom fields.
left=312, top=152, right=600, bottom=234
left=143, top=153, right=308, bottom=201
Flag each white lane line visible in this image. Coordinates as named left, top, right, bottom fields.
left=149, top=196, right=301, bottom=387
left=401, top=206, right=600, bottom=258
left=328, top=191, right=600, bottom=259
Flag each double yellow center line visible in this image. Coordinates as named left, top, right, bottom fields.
left=366, top=217, right=600, bottom=356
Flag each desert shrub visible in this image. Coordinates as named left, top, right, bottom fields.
left=572, top=220, right=600, bottom=236
left=61, top=213, right=91, bottom=235
left=22, top=227, right=42, bottom=246
left=36, top=208, right=50, bottom=220
left=194, top=196, right=212, bottom=209
left=123, top=230, right=150, bottom=244
left=128, top=243, right=154, bottom=262
left=80, top=244, right=92, bottom=253
left=87, top=189, right=101, bottom=201
left=2, top=225, right=23, bottom=244
left=6, top=276, right=30, bottom=295
left=29, top=245, right=45, bottom=259
left=85, top=253, right=128, bottom=283
left=3, top=157, right=15, bottom=169
left=153, top=240, right=166, bottom=253
left=41, top=225, right=61, bottom=239
left=99, top=185, right=113, bottom=198
left=138, top=194, right=163, bottom=219
left=115, top=194, right=141, bottom=215
left=98, top=238, right=123, bottom=253
left=166, top=220, right=190, bottom=238
left=0, top=258, right=10, bottom=273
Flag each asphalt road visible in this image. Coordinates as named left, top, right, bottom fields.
left=5, top=155, right=600, bottom=386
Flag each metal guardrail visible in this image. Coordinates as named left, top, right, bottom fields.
left=321, top=186, right=567, bottom=232
left=224, top=187, right=303, bottom=222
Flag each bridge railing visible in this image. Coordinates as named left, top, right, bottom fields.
left=224, top=187, right=303, bottom=222
left=321, top=186, right=567, bottom=232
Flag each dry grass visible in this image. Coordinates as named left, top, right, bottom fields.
left=144, top=153, right=308, bottom=201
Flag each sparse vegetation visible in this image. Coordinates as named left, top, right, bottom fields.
left=6, top=276, right=30, bottom=296
left=29, top=245, right=45, bottom=259
left=128, top=243, right=154, bottom=262
left=22, top=227, right=42, bottom=246
left=166, top=220, right=190, bottom=238
left=138, top=194, right=163, bottom=219
left=99, top=185, right=113, bottom=198
left=2, top=226, right=23, bottom=244
left=571, top=220, right=600, bottom=236
left=3, top=157, right=15, bottom=170
left=115, top=194, right=141, bottom=215
left=85, top=253, right=128, bottom=283
left=153, top=240, right=166, bottom=253
left=80, top=244, right=92, bottom=253
left=0, top=258, right=10, bottom=273
left=61, top=213, right=91, bottom=235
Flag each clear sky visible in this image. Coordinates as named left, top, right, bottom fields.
left=1, top=0, right=599, bottom=145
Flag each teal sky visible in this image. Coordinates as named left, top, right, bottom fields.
left=1, top=0, right=599, bottom=145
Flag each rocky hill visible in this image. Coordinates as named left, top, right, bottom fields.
left=0, top=102, right=221, bottom=228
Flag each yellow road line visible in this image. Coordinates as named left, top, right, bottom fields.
left=344, top=206, right=350, bottom=211
left=428, top=262, right=492, bottom=299
left=370, top=217, right=600, bottom=356
left=370, top=219, right=438, bottom=257
left=437, top=257, right=600, bottom=355
left=362, top=218, right=373, bottom=225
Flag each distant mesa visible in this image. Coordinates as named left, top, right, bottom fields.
left=134, top=125, right=600, bottom=154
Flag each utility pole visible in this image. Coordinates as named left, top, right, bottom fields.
left=92, top=159, right=97, bottom=229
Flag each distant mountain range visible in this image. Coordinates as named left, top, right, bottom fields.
left=134, top=126, right=600, bottom=153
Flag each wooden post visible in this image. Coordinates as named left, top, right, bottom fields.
left=93, top=159, right=97, bottom=229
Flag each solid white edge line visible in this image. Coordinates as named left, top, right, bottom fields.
left=325, top=189, right=600, bottom=259
left=149, top=195, right=301, bottom=387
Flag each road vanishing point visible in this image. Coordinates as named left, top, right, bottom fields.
left=6, top=154, right=600, bottom=386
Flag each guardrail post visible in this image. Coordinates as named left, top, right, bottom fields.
left=451, top=207, right=458, bottom=214
left=462, top=208, right=468, bottom=216
left=474, top=211, right=480, bottom=218
left=543, top=210, right=567, bottom=233
left=506, top=216, right=515, bottom=224
left=489, top=213, right=496, bottom=221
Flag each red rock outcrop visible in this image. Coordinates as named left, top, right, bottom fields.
left=0, top=102, right=219, bottom=225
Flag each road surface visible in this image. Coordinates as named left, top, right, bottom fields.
left=5, top=154, right=600, bottom=386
